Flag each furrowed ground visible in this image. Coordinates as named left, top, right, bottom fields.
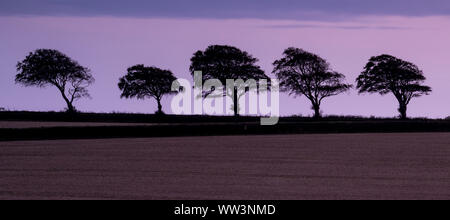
left=0, top=133, right=449, bottom=200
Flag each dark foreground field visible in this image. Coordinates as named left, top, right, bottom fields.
left=0, top=133, right=449, bottom=200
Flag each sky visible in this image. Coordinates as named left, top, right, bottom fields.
left=0, top=0, right=449, bottom=118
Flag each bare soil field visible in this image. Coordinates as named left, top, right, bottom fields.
left=0, top=133, right=449, bottom=200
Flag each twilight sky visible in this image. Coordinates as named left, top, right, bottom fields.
left=1, top=0, right=449, bottom=118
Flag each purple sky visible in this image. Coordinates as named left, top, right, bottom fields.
left=1, top=1, right=450, bottom=118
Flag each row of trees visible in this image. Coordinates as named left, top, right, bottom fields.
left=15, top=46, right=431, bottom=119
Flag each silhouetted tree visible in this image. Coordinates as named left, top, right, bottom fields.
left=273, top=48, right=352, bottom=118
left=190, top=45, right=269, bottom=116
left=356, top=54, right=431, bottom=119
left=118, top=65, right=177, bottom=114
left=15, top=49, right=94, bottom=113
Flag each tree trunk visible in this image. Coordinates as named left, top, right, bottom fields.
left=312, top=104, right=321, bottom=119
left=66, top=102, right=75, bottom=114
left=398, top=102, right=408, bottom=120
left=156, top=98, right=163, bottom=115
left=233, top=87, right=239, bottom=117
left=59, top=89, right=75, bottom=113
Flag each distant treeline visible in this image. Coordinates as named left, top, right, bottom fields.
left=1, top=112, right=450, bottom=141
left=12, top=46, right=431, bottom=119
left=0, top=111, right=443, bottom=123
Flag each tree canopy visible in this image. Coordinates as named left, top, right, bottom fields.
left=15, top=49, right=94, bottom=113
left=273, top=47, right=352, bottom=118
left=118, top=64, right=178, bottom=114
left=356, top=54, right=432, bottom=119
left=189, top=45, right=269, bottom=116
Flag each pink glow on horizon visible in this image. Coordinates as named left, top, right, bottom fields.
left=1, top=16, right=449, bottom=118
